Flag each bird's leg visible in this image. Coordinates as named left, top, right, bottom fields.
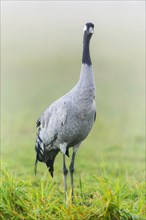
left=63, top=154, right=68, bottom=201
left=69, top=151, right=76, bottom=197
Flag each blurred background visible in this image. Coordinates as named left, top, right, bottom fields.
left=1, top=1, right=145, bottom=183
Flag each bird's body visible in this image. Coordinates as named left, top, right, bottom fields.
left=35, top=22, right=96, bottom=197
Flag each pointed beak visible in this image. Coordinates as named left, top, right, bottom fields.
left=89, top=27, right=94, bottom=34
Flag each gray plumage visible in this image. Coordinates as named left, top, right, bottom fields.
left=35, top=22, right=96, bottom=197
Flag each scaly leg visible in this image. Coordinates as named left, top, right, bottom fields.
left=63, top=154, right=68, bottom=201
left=69, top=151, right=76, bottom=197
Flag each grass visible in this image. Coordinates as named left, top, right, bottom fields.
left=1, top=60, right=145, bottom=219
left=1, top=55, right=145, bottom=219
left=1, top=164, right=145, bottom=220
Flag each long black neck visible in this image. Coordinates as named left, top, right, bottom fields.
left=82, top=33, right=92, bottom=66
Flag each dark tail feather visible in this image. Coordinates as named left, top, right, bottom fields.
left=46, top=149, right=59, bottom=177
left=66, top=149, right=70, bottom=157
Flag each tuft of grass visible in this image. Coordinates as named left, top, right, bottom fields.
left=0, top=166, right=145, bottom=220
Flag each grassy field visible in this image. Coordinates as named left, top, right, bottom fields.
left=1, top=2, right=145, bottom=219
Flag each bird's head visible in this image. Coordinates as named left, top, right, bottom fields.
left=83, top=22, right=94, bottom=36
